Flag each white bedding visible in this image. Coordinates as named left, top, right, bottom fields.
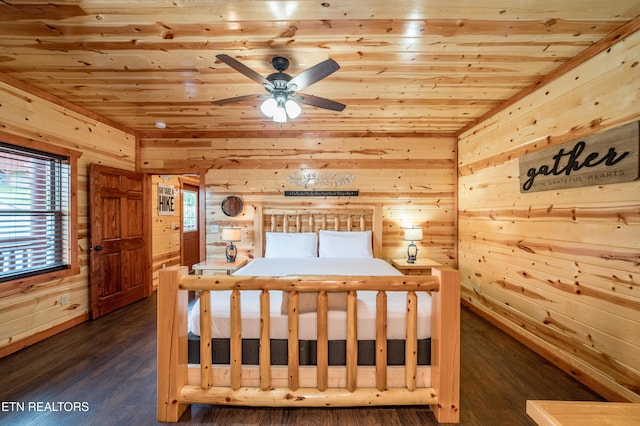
left=189, top=257, right=432, bottom=340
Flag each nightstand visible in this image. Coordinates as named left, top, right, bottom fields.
left=192, top=258, right=248, bottom=276
left=390, top=258, right=443, bottom=275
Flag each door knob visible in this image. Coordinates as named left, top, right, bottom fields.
left=93, top=245, right=103, bottom=251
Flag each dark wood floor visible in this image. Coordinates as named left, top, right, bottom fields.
left=0, top=293, right=603, bottom=425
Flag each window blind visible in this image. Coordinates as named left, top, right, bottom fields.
left=0, top=142, right=71, bottom=282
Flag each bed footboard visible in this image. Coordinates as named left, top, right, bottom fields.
left=157, top=267, right=460, bottom=423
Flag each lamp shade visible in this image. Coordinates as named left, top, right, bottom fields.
left=273, top=106, right=287, bottom=123
left=222, top=227, right=242, bottom=242
left=403, top=227, right=423, bottom=242
left=260, top=98, right=277, bottom=117
left=285, top=99, right=302, bottom=118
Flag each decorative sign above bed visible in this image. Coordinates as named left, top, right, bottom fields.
left=518, top=121, right=639, bottom=193
left=286, top=172, right=355, bottom=188
left=284, top=171, right=358, bottom=196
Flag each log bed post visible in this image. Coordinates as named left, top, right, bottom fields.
left=253, top=203, right=264, bottom=257
left=157, top=266, right=189, bottom=422
left=430, top=267, right=461, bottom=423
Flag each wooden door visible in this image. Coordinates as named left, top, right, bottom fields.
left=181, top=182, right=200, bottom=271
left=89, top=164, right=150, bottom=319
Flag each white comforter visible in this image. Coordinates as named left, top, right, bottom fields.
left=189, top=257, right=432, bottom=340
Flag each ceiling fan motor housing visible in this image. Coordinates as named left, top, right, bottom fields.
left=266, top=72, right=293, bottom=90
left=271, top=56, right=290, bottom=72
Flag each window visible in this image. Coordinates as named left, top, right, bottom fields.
left=0, top=139, right=79, bottom=285
left=182, top=189, right=198, bottom=232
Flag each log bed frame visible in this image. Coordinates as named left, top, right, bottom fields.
left=157, top=203, right=460, bottom=423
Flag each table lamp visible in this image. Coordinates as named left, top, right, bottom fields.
left=222, top=227, right=241, bottom=262
left=403, top=226, right=423, bottom=264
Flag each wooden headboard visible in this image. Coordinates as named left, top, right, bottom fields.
left=253, top=203, right=383, bottom=258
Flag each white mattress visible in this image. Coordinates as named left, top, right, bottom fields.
left=189, top=257, right=432, bottom=340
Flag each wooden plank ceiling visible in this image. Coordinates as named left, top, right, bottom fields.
left=0, top=1, right=638, bottom=136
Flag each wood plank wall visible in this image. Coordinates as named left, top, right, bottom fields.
left=150, top=174, right=201, bottom=286
left=0, top=78, right=137, bottom=355
left=140, top=135, right=457, bottom=265
left=457, top=28, right=640, bottom=402
left=151, top=175, right=181, bottom=287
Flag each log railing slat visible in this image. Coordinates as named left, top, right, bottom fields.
left=230, top=289, right=242, bottom=390
left=321, top=215, right=327, bottom=230
left=346, top=290, right=358, bottom=392
left=283, top=215, right=289, bottom=232
left=199, top=290, right=213, bottom=389
left=405, top=291, right=418, bottom=392
left=309, top=215, right=314, bottom=232
left=288, top=291, right=299, bottom=391
left=360, top=214, right=365, bottom=231
left=334, top=215, right=339, bottom=231
left=180, top=385, right=438, bottom=407
left=296, top=215, right=301, bottom=232
left=347, top=215, right=353, bottom=231
left=376, top=290, right=388, bottom=392
left=270, top=214, right=276, bottom=232
left=259, top=289, right=271, bottom=391
left=180, top=275, right=439, bottom=292
left=317, top=290, right=329, bottom=391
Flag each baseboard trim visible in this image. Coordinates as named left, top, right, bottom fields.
left=0, top=314, right=89, bottom=358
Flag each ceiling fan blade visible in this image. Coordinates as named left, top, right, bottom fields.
left=288, top=58, right=340, bottom=91
left=212, top=94, right=261, bottom=105
left=297, top=94, right=346, bottom=112
left=216, top=54, right=271, bottom=86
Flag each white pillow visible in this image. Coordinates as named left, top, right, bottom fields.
left=318, top=230, right=373, bottom=258
left=265, top=232, right=318, bottom=258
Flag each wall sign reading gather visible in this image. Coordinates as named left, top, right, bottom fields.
left=518, top=121, right=639, bottom=193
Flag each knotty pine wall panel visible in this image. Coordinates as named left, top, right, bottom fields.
left=0, top=80, right=137, bottom=354
left=457, top=29, right=640, bottom=401
left=141, top=135, right=457, bottom=266
left=150, top=175, right=182, bottom=289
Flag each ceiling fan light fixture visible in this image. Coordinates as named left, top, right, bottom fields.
left=285, top=99, right=302, bottom=119
left=260, top=97, right=277, bottom=117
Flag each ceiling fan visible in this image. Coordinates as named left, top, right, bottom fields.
left=213, top=54, right=346, bottom=123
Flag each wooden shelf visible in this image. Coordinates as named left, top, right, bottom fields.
left=526, top=400, right=640, bottom=426
left=192, top=258, right=248, bottom=275
left=390, top=258, right=442, bottom=275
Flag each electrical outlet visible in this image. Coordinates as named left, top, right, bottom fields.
left=61, top=294, right=70, bottom=305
